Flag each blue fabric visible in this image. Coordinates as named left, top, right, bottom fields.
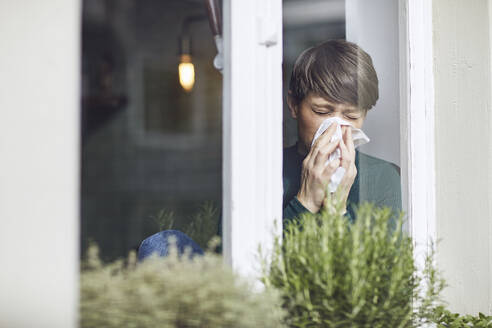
left=137, top=230, right=204, bottom=261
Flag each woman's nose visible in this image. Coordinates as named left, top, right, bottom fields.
left=334, top=112, right=344, bottom=120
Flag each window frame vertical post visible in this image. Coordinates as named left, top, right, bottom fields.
left=222, top=0, right=283, bottom=279
left=399, top=0, right=437, bottom=258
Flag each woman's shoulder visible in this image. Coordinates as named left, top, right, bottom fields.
left=356, top=151, right=401, bottom=178
left=356, top=151, right=402, bottom=212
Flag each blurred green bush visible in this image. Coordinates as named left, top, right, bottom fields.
left=432, top=306, right=492, bottom=328
left=80, top=241, right=286, bottom=328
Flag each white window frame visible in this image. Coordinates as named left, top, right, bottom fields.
left=222, top=0, right=283, bottom=278
left=399, top=0, right=437, bottom=261
left=223, top=0, right=436, bottom=278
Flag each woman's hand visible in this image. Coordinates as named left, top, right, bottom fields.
left=296, top=123, right=341, bottom=213
left=328, top=126, right=357, bottom=214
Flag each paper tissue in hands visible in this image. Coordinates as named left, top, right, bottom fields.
left=311, top=117, right=370, bottom=192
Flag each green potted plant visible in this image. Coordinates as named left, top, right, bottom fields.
left=262, top=195, right=445, bottom=327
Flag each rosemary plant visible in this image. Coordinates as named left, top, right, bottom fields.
left=262, top=195, right=445, bottom=328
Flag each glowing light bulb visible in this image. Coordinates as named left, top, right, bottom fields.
left=179, top=54, right=195, bottom=92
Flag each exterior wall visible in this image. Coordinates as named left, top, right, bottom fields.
left=0, top=1, right=80, bottom=327
left=433, top=0, right=492, bottom=315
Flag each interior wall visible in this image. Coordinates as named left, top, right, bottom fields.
left=0, top=1, right=80, bottom=327
left=433, top=0, right=492, bottom=315
left=345, top=0, right=400, bottom=167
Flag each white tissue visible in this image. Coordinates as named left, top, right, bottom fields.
left=311, top=117, right=370, bottom=192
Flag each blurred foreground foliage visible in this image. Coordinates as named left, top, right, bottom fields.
left=80, top=240, right=286, bottom=328
left=83, top=196, right=491, bottom=327
left=432, top=306, right=492, bottom=328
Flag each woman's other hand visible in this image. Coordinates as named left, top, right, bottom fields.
left=328, top=126, right=357, bottom=214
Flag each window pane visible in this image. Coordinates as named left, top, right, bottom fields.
left=81, top=0, right=222, bottom=261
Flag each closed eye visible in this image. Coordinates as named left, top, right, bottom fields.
left=312, top=107, right=333, bottom=115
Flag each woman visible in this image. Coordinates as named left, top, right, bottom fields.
left=283, top=39, right=401, bottom=226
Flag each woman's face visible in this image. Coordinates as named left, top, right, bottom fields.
left=289, top=93, right=367, bottom=155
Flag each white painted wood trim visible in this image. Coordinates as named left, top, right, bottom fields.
left=222, top=0, right=283, bottom=279
left=399, top=0, right=437, bottom=256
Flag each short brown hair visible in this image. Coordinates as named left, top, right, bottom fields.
left=288, top=39, right=379, bottom=111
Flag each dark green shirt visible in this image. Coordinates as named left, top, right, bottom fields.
left=282, top=144, right=402, bottom=226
